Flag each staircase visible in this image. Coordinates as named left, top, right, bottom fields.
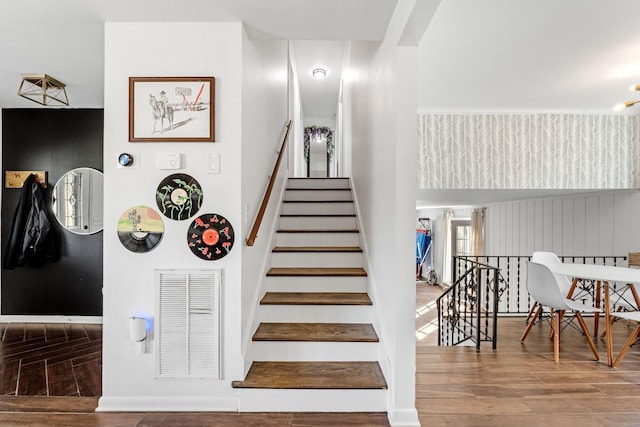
left=233, top=177, right=387, bottom=412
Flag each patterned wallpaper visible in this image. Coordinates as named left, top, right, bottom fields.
left=417, top=112, right=640, bottom=189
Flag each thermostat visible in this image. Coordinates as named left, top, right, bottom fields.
left=156, top=153, right=182, bottom=169
left=118, top=152, right=134, bottom=167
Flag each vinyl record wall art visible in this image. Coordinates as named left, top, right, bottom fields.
left=156, top=173, right=203, bottom=221
left=187, top=213, right=235, bottom=260
left=117, top=206, right=164, bottom=253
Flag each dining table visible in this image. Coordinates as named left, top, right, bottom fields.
left=548, top=262, right=640, bottom=366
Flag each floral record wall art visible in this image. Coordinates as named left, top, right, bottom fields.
left=303, top=126, right=334, bottom=163
left=156, top=173, right=203, bottom=221
left=187, top=213, right=235, bottom=260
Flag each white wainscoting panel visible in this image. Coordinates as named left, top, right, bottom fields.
left=485, top=190, right=640, bottom=258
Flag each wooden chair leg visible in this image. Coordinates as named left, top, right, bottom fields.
left=613, top=324, right=640, bottom=368
left=601, top=307, right=624, bottom=339
left=575, top=312, right=600, bottom=361
left=526, top=301, right=538, bottom=323
left=553, top=310, right=560, bottom=363
left=521, top=305, right=543, bottom=342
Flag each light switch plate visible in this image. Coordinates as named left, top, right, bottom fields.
left=207, top=153, right=221, bottom=174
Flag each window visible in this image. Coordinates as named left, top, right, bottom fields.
left=452, top=220, right=471, bottom=257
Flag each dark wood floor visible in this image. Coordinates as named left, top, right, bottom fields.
left=1, top=284, right=640, bottom=426
left=0, top=323, right=101, bottom=397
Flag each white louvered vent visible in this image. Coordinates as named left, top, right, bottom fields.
left=155, top=269, right=221, bottom=379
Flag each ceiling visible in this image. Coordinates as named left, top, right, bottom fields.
left=418, top=0, right=640, bottom=111
left=4, top=1, right=640, bottom=113
left=3, top=0, right=640, bottom=207
left=0, top=0, right=396, bottom=109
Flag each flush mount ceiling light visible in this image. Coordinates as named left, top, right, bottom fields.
left=312, top=68, right=327, bottom=79
left=614, top=84, right=640, bottom=110
left=18, top=73, right=69, bottom=106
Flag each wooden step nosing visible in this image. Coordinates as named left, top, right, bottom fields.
left=276, top=229, right=359, bottom=234
left=252, top=322, right=379, bottom=343
left=266, top=268, right=367, bottom=277
left=260, top=292, right=372, bottom=306
left=286, top=188, right=351, bottom=191
left=231, top=361, right=387, bottom=390
left=272, top=246, right=362, bottom=253
left=282, top=200, right=353, bottom=204
left=279, top=214, right=356, bottom=218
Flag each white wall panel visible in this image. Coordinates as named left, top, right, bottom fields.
left=485, top=190, right=640, bottom=257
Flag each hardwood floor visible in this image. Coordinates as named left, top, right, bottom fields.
left=416, top=282, right=640, bottom=426
left=2, top=283, right=640, bottom=426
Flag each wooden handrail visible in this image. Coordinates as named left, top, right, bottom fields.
left=246, top=120, right=292, bottom=246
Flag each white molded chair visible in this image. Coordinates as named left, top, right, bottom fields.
left=524, top=252, right=574, bottom=329
left=521, top=261, right=601, bottom=363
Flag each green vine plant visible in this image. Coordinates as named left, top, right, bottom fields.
left=304, top=126, right=334, bottom=163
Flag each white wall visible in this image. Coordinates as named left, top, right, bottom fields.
left=239, top=33, right=289, bottom=370
left=344, top=1, right=419, bottom=424
left=485, top=190, right=640, bottom=257
left=100, top=22, right=245, bottom=411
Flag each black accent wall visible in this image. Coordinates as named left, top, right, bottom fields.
left=1, top=109, right=103, bottom=316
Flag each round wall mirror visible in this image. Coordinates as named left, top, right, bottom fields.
left=52, top=167, right=104, bottom=235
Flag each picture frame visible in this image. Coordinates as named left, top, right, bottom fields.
left=129, top=76, right=215, bottom=142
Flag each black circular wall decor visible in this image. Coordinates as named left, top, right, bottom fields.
left=117, top=205, right=164, bottom=253
left=156, top=173, right=203, bottom=221
left=187, top=213, right=235, bottom=260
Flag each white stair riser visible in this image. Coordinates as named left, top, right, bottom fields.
left=281, top=202, right=354, bottom=215
left=271, top=252, right=363, bottom=268
left=260, top=305, right=372, bottom=323
left=287, top=178, right=350, bottom=189
left=266, top=276, right=368, bottom=292
left=279, top=216, right=357, bottom=230
left=275, top=232, right=360, bottom=247
left=237, top=389, right=386, bottom=412
left=251, top=341, right=378, bottom=362
left=284, top=190, right=352, bottom=201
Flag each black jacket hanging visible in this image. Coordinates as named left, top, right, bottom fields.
left=3, top=174, right=60, bottom=269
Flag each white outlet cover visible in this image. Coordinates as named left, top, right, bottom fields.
left=208, top=153, right=221, bottom=174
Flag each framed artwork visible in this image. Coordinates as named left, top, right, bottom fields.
left=129, top=76, right=215, bottom=142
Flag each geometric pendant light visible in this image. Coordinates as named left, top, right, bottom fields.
left=18, top=73, right=69, bottom=106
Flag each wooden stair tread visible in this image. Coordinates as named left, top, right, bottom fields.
left=279, top=214, right=355, bottom=217
left=231, top=362, right=387, bottom=389
left=276, top=229, right=359, bottom=234
left=272, top=246, right=362, bottom=253
left=253, top=322, right=378, bottom=342
left=267, top=267, right=367, bottom=277
left=260, top=292, right=372, bottom=306
left=283, top=200, right=353, bottom=203
left=286, top=188, right=351, bottom=191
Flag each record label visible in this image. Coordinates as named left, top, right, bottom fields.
left=187, top=213, right=234, bottom=260
left=117, top=206, right=164, bottom=253
left=156, top=173, right=203, bottom=221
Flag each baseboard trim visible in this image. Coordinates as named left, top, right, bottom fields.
left=96, top=396, right=239, bottom=412
left=387, top=408, right=420, bottom=426
left=0, top=315, right=102, bottom=324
